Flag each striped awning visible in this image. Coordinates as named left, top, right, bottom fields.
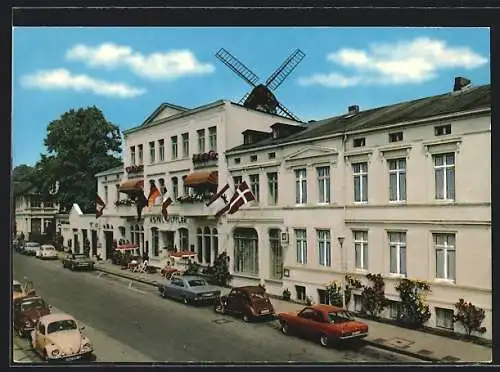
left=119, top=179, right=144, bottom=193
left=183, top=171, right=218, bottom=188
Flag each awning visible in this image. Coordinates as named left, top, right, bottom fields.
left=119, top=179, right=144, bottom=193
left=170, top=251, right=198, bottom=259
left=183, top=171, right=218, bottom=188
left=115, top=243, right=139, bottom=250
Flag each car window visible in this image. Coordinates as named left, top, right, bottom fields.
left=172, top=280, right=184, bottom=287
left=328, top=311, right=354, bottom=324
left=187, top=279, right=207, bottom=287
left=47, top=319, right=78, bottom=334
left=21, top=299, right=47, bottom=312
left=299, top=308, right=317, bottom=319
left=250, top=292, right=266, bottom=300
left=13, top=284, right=23, bottom=293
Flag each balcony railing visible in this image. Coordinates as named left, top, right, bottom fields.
left=192, top=151, right=218, bottom=170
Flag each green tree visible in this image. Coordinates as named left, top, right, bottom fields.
left=454, top=298, right=487, bottom=337
left=30, top=106, right=122, bottom=213
left=12, top=164, right=35, bottom=196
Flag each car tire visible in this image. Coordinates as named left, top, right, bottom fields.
left=70, top=264, right=75, bottom=271
left=281, top=322, right=290, bottom=335
left=242, top=314, right=251, bottom=322
left=183, top=297, right=190, bottom=305
left=160, top=288, right=166, bottom=298
left=17, top=328, right=25, bottom=338
left=214, top=302, right=225, bottom=314
left=319, top=333, right=329, bottom=347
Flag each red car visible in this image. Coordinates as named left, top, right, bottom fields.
left=277, top=304, right=369, bottom=347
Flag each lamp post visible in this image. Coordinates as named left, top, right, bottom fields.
left=337, top=236, right=346, bottom=309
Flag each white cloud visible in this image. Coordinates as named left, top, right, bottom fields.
left=65, top=43, right=215, bottom=80
left=20, top=69, right=146, bottom=98
left=298, top=37, right=488, bottom=88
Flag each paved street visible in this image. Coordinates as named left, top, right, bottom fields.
left=13, top=253, right=421, bottom=363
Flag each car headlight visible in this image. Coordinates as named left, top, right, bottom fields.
left=51, top=349, right=60, bottom=356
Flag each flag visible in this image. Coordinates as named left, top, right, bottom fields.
left=135, top=192, right=148, bottom=221
left=162, top=188, right=173, bottom=221
left=96, top=195, right=105, bottom=218
left=147, top=181, right=161, bottom=211
left=206, top=170, right=236, bottom=217
left=228, top=181, right=255, bottom=215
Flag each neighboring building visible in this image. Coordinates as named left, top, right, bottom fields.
left=223, top=81, right=491, bottom=339
left=14, top=187, right=59, bottom=239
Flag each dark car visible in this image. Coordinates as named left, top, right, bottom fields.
left=62, top=253, right=95, bottom=271
left=158, top=276, right=221, bottom=305
left=13, top=295, right=51, bottom=337
left=214, top=286, right=275, bottom=322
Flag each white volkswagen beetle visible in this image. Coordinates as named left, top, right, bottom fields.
left=36, top=245, right=58, bottom=260
left=30, top=313, right=94, bottom=362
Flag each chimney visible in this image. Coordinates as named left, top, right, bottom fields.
left=348, top=105, right=359, bottom=114
left=453, top=76, right=471, bottom=92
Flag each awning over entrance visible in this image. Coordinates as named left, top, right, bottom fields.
left=183, top=171, right=218, bottom=188
left=119, top=179, right=144, bottom=193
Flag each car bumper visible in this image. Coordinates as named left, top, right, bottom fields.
left=48, top=350, right=93, bottom=361
left=339, top=332, right=369, bottom=340
left=254, top=311, right=276, bottom=319
left=19, top=326, right=35, bottom=333
left=192, top=295, right=220, bottom=303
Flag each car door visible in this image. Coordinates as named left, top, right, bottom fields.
left=225, top=289, right=241, bottom=314
left=294, top=308, right=318, bottom=337
left=168, top=279, right=182, bottom=299
left=13, top=301, right=22, bottom=329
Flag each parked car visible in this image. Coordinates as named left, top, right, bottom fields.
left=36, top=245, right=58, bottom=260
left=13, top=295, right=51, bottom=337
left=13, top=279, right=36, bottom=300
left=62, top=253, right=95, bottom=271
left=277, top=305, right=369, bottom=347
left=30, top=313, right=94, bottom=361
left=23, top=242, right=40, bottom=256
left=214, top=286, right=275, bottom=322
left=157, top=275, right=221, bottom=305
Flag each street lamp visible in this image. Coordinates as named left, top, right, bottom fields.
left=337, top=236, right=346, bottom=309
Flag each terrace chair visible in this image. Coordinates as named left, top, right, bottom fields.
left=136, top=261, right=148, bottom=274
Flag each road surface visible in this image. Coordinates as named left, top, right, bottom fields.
left=13, top=253, right=422, bottom=363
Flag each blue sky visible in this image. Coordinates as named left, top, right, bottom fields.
left=12, top=27, right=490, bottom=167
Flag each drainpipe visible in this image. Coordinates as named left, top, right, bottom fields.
left=341, top=130, right=348, bottom=309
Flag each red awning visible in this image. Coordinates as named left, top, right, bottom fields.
left=116, top=243, right=139, bottom=250
left=119, top=179, right=144, bottom=193
left=170, top=251, right=198, bottom=259
left=183, top=171, right=218, bottom=188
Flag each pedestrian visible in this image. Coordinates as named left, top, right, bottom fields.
left=143, top=250, right=149, bottom=262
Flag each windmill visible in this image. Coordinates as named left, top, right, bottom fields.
left=215, top=48, right=305, bottom=121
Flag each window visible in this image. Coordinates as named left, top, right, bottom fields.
left=354, top=295, right=362, bottom=312
left=389, top=159, right=406, bottom=202
left=435, top=124, right=451, bottom=136
left=295, top=229, right=307, bottom=264
left=179, top=228, right=189, bottom=251
left=182, top=175, right=189, bottom=195
left=295, top=285, right=306, bottom=302
left=208, top=126, right=217, bottom=151
left=249, top=174, right=260, bottom=201
left=353, top=138, right=366, bottom=147
left=436, top=308, right=454, bottom=330
left=171, top=136, right=178, bottom=160
left=149, top=141, right=155, bottom=163
left=30, top=196, right=41, bottom=208
left=317, top=166, right=331, bottom=203
left=250, top=155, right=257, bottom=162
left=317, top=230, right=331, bottom=267
left=182, top=133, right=189, bottom=158
left=233, top=228, right=258, bottom=275
left=130, top=146, right=136, bottom=165
left=434, top=233, right=456, bottom=281
left=353, top=162, right=368, bottom=203
left=354, top=231, right=368, bottom=270
left=158, top=139, right=165, bottom=162
left=295, top=169, right=307, bottom=204
left=115, top=184, right=120, bottom=202
left=138, top=145, right=143, bottom=164
left=318, top=289, right=329, bottom=305
left=268, top=152, right=276, bottom=159
left=389, top=232, right=406, bottom=276
left=151, top=228, right=159, bottom=257
left=234, top=158, right=241, bottom=165
left=267, top=172, right=278, bottom=205
left=389, top=132, right=404, bottom=143
left=434, top=153, right=455, bottom=200
left=233, top=176, right=242, bottom=189
left=104, top=186, right=108, bottom=204
left=172, top=177, right=179, bottom=200
left=197, top=129, right=206, bottom=153
left=389, top=301, right=401, bottom=319
left=269, top=229, right=283, bottom=279
left=44, top=200, right=53, bottom=208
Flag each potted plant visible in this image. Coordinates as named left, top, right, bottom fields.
left=282, top=288, right=291, bottom=301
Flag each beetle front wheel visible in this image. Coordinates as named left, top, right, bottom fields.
left=320, top=334, right=329, bottom=347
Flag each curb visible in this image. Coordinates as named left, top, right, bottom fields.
left=94, top=265, right=438, bottom=362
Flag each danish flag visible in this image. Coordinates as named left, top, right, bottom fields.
left=227, top=181, right=255, bottom=215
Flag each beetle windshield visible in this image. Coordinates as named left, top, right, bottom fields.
left=13, top=284, right=23, bottom=293
left=188, top=279, right=207, bottom=287
left=21, top=299, right=46, bottom=312
left=47, top=319, right=78, bottom=334
left=328, top=311, right=355, bottom=324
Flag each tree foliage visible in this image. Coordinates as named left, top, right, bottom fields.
left=395, top=278, right=431, bottom=328
left=454, top=298, right=487, bottom=337
left=12, top=164, right=35, bottom=196
left=360, top=273, right=387, bottom=318
left=30, top=106, right=122, bottom=213
left=212, top=252, right=232, bottom=287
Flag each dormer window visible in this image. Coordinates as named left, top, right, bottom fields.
left=353, top=138, right=366, bottom=148
left=244, top=135, right=253, bottom=145
left=234, top=158, right=241, bottom=165
left=435, top=124, right=451, bottom=136
left=250, top=155, right=257, bottom=162
left=272, top=128, right=279, bottom=139
left=389, top=131, right=403, bottom=143
left=268, top=152, right=276, bottom=160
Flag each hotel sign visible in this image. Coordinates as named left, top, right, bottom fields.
left=149, top=215, right=187, bottom=225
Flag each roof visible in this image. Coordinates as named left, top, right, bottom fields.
left=94, top=165, right=124, bottom=177
left=310, top=304, right=344, bottom=313
left=40, top=313, right=75, bottom=323
left=139, top=102, right=190, bottom=128
left=227, top=84, right=491, bottom=153
left=235, top=286, right=266, bottom=293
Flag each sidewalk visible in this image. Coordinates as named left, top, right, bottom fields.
left=93, top=262, right=492, bottom=363
left=12, top=339, right=33, bottom=364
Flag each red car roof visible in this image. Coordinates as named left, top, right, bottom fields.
left=309, top=304, right=344, bottom=313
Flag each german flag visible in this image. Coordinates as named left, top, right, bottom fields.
left=147, top=180, right=161, bottom=211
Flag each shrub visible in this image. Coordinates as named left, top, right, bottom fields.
left=212, top=252, right=232, bottom=287
left=282, top=288, right=291, bottom=301
left=184, top=260, right=201, bottom=276
left=454, top=298, right=487, bottom=337
left=395, top=278, right=431, bottom=328
left=345, top=275, right=363, bottom=307
left=360, top=273, right=387, bottom=318
left=325, top=281, right=343, bottom=307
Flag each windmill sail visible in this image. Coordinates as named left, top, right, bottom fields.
left=215, top=48, right=260, bottom=87
left=265, top=49, right=306, bottom=91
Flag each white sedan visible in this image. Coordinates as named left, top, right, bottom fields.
left=36, top=245, right=58, bottom=260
